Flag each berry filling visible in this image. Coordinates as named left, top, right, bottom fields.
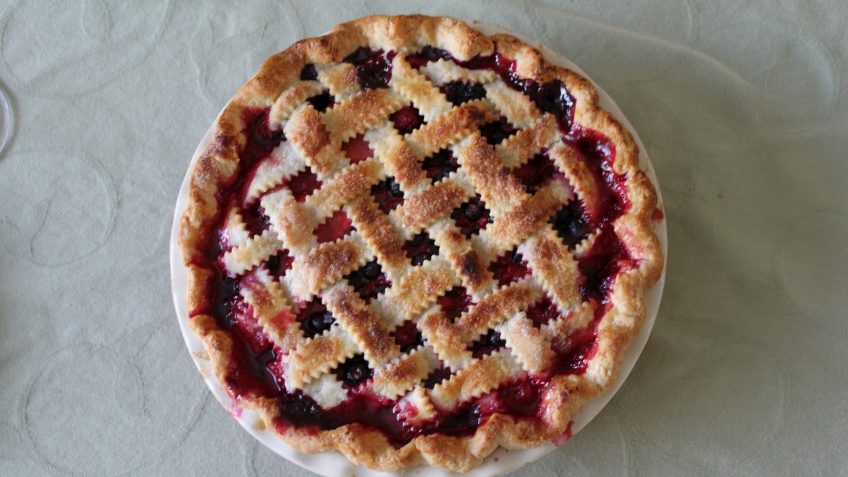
left=550, top=200, right=590, bottom=248
left=345, top=47, right=396, bottom=89
left=468, top=329, right=506, bottom=358
left=315, top=210, right=354, bottom=243
left=241, top=108, right=285, bottom=166
left=371, top=178, right=404, bottom=213
left=241, top=201, right=270, bottom=236
left=389, top=105, right=424, bottom=135
left=392, top=320, right=424, bottom=353
left=287, top=167, right=322, bottom=202
left=488, top=249, right=530, bottom=286
left=513, top=153, right=560, bottom=194
left=451, top=195, right=491, bottom=237
left=341, top=133, right=374, bottom=164
left=265, top=250, right=294, bottom=279
left=440, top=81, right=486, bottom=105
left=335, top=354, right=373, bottom=388
left=346, top=260, right=391, bottom=301
left=423, top=365, right=453, bottom=389
left=421, top=149, right=459, bottom=183
left=577, top=225, right=635, bottom=303
left=525, top=295, right=560, bottom=328
left=228, top=296, right=271, bottom=354
left=299, top=63, right=318, bottom=81
left=403, top=231, right=439, bottom=266
left=437, top=286, right=473, bottom=322
left=404, top=46, right=452, bottom=69
left=306, top=92, right=335, bottom=112
left=297, top=298, right=334, bottom=338
left=479, top=117, right=516, bottom=145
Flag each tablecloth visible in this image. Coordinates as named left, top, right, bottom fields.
left=1, top=1, right=846, bottom=475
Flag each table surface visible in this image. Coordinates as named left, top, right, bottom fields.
left=1, top=1, right=846, bottom=476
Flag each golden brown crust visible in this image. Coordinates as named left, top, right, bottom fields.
left=179, top=14, right=663, bottom=473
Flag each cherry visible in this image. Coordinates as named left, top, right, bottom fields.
left=440, top=81, right=486, bottom=105
left=421, top=149, right=459, bottom=183
left=336, top=354, right=373, bottom=388
left=389, top=105, right=423, bottom=134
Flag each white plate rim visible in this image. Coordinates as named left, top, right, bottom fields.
left=169, top=20, right=667, bottom=477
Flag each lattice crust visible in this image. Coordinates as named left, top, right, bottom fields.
left=180, top=15, right=663, bottom=473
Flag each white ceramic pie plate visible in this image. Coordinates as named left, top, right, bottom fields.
left=170, top=21, right=667, bottom=477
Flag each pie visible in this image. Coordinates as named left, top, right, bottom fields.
left=178, top=14, right=663, bottom=472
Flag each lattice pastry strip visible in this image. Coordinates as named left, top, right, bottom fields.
left=476, top=180, right=571, bottom=264
left=284, top=324, right=359, bottom=389
left=483, top=82, right=541, bottom=129
left=363, top=123, right=431, bottom=193
left=223, top=207, right=250, bottom=248
left=284, top=232, right=370, bottom=299
left=222, top=229, right=284, bottom=277
left=495, top=114, right=559, bottom=169
left=321, top=88, right=406, bottom=143
left=520, top=227, right=583, bottom=314
left=322, top=283, right=400, bottom=371
left=419, top=58, right=498, bottom=86
left=240, top=268, right=300, bottom=352
left=371, top=346, right=440, bottom=399
left=430, top=350, right=523, bottom=409
left=498, top=312, right=555, bottom=374
left=375, top=256, right=457, bottom=327
left=406, top=100, right=498, bottom=158
left=245, top=141, right=307, bottom=204
left=317, top=63, right=361, bottom=100
left=269, top=80, right=324, bottom=130
left=261, top=188, right=314, bottom=253
left=390, top=54, right=453, bottom=121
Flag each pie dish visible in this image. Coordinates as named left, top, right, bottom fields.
left=178, top=14, right=664, bottom=473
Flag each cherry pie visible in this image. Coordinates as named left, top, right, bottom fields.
left=179, top=15, right=663, bottom=472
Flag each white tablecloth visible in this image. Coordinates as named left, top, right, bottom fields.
left=1, top=1, right=846, bottom=475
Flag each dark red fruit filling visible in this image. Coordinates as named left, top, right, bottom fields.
left=315, top=210, right=353, bottom=243
left=287, top=167, right=322, bottom=201
left=228, top=296, right=270, bottom=354
left=525, top=295, right=560, bottom=328
left=423, top=365, right=453, bottom=388
left=440, top=81, right=486, bottom=105
left=392, top=320, right=424, bottom=353
left=241, top=108, right=285, bottom=166
left=577, top=225, right=635, bottom=303
left=437, top=286, right=473, bottom=322
left=389, top=105, right=424, bottom=134
left=451, top=195, right=491, bottom=237
left=346, top=260, right=391, bottom=301
left=344, top=47, right=396, bottom=89
left=469, top=329, right=506, bottom=358
left=266, top=250, right=294, bottom=279
left=306, top=92, right=335, bottom=112
left=241, top=201, right=270, bottom=236
left=341, top=133, right=374, bottom=164
left=479, top=117, right=516, bottom=145
left=405, top=46, right=452, bottom=69
left=335, top=354, right=373, bottom=388
left=403, top=231, right=438, bottom=266
left=421, top=149, right=459, bottom=183
left=550, top=200, right=590, bottom=248
left=300, top=64, right=318, bottom=81
left=563, top=129, right=627, bottom=226
left=488, top=249, right=530, bottom=286
left=513, top=153, right=559, bottom=194
left=371, top=178, right=404, bottom=213
left=297, top=298, right=334, bottom=338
